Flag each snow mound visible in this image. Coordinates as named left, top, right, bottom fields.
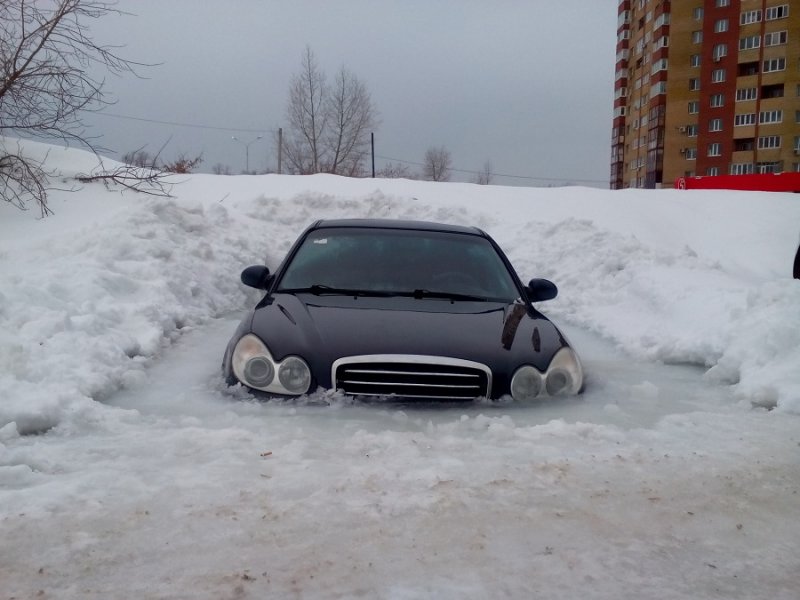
left=1, top=144, right=800, bottom=435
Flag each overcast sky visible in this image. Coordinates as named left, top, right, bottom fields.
left=81, top=0, right=618, bottom=186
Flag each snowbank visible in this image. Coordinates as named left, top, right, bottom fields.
left=1, top=143, right=800, bottom=435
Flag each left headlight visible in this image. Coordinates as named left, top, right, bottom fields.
left=510, top=347, right=583, bottom=401
left=231, top=334, right=312, bottom=396
left=543, top=347, right=583, bottom=396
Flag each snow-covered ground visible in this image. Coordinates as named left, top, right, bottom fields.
left=1, top=140, right=799, bottom=599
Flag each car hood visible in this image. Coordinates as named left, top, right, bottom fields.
left=249, top=293, right=565, bottom=387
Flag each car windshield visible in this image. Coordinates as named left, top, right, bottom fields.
left=277, top=227, right=520, bottom=302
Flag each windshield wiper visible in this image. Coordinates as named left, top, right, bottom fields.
left=279, top=285, right=492, bottom=302
left=278, top=284, right=396, bottom=297
left=409, top=289, right=490, bottom=302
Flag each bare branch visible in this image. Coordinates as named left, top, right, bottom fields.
left=75, top=164, right=173, bottom=197
left=0, top=143, right=52, bottom=216
left=1, top=0, right=150, bottom=214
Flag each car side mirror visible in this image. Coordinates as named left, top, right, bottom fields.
left=241, top=265, right=273, bottom=290
left=526, top=278, right=558, bottom=302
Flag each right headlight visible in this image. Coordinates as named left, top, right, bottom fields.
left=510, top=347, right=583, bottom=401
left=231, top=334, right=312, bottom=396
left=510, top=365, right=543, bottom=401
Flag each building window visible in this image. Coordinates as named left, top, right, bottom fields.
left=740, top=10, right=762, bottom=25
left=794, top=136, right=800, bottom=152
left=710, top=94, right=725, bottom=107
left=731, top=163, right=755, bottom=175
left=763, top=58, right=786, bottom=72
left=714, top=19, right=729, bottom=32
left=690, top=54, right=701, bottom=67
left=736, top=88, right=757, bottom=102
left=765, top=5, right=789, bottom=20
left=758, top=135, right=781, bottom=149
left=650, top=82, right=667, bottom=96
left=759, top=109, right=783, bottom=124
left=738, top=62, right=759, bottom=76
left=712, top=44, right=728, bottom=60
left=715, top=0, right=729, bottom=7
left=685, top=148, right=697, bottom=160
left=764, top=31, right=788, bottom=46
left=739, top=35, right=760, bottom=50
left=614, top=106, right=627, bottom=118
left=757, top=162, right=781, bottom=174
left=708, top=143, right=722, bottom=157
left=651, top=58, right=668, bottom=74
left=761, top=83, right=784, bottom=99
left=692, top=31, right=703, bottom=44
left=711, top=69, right=726, bottom=83
left=686, top=124, right=698, bottom=137
left=689, top=78, right=701, bottom=91
left=654, top=13, right=670, bottom=28
left=735, top=138, right=755, bottom=151
left=655, top=35, right=669, bottom=49
left=707, top=167, right=720, bottom=176
left=709, top=118, right=723, bottom=131
left=693, top=7, right=704, bottom=21
left=688, top=101, right=700, bottom=114
left=735, top=113, right=756, bottom=126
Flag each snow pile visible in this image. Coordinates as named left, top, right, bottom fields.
left=1, top=142, right=800, bottom=434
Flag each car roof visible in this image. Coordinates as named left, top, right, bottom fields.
left=311, top=218, right=485, bottom=236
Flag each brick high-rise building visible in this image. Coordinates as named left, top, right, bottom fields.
left=611, top=0, right=800, bottom=189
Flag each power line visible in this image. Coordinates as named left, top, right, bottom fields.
left=92, top=111, right=271, bottom=134
left=91, top=110, right=608, bottom=185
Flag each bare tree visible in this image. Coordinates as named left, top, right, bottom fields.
left=325, top=67, right=377, bottom=176
left=283, top=47, right=377, bottom=176
left=283, top=46, right=327, bottom=174
left=473, top=159, right=493, bottom=185
left=122, top=148, right=155, bottom=168
left=377, top=161, right=414, bottom=179
left=422, top=146, right=452, bottom=182
left=212, top=162, right=232, bottom=175
left=1, top=0, right=149, bottom=214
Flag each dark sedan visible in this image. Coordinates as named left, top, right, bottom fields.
left=222, top=219, right=583, bottom=401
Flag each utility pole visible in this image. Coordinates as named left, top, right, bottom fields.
left=277, top=128, right=283, bottom=174
left=371, top=132, right=375, bottom=178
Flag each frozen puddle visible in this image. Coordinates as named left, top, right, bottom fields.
left=3, top=317, right=798, bottom=600
left=104, top=315, right=738, bottom=433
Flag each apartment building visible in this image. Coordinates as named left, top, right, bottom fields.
left=611, top=0, right=800, bottom=189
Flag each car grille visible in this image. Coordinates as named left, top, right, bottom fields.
left=332, top=355, right=491, bottom=400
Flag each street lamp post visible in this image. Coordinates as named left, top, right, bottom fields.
left=231, top=135, right=263, bottom=173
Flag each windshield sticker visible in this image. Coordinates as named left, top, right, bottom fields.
left=313, top=238, right=328, bottom=245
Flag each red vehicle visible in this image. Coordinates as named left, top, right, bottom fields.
left=675, top=172, right=800, bottom=192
